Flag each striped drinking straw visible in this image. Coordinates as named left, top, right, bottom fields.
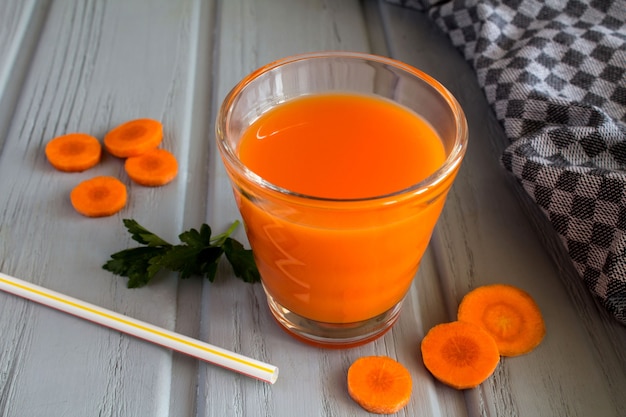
left=0, top=271, right=278, bottom=384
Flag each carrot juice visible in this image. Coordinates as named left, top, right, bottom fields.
left=234, top=93, right=448, bottom=324
left=217, top=52, right=468, bottom=347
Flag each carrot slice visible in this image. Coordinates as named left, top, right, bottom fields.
left=104, top=118, right=163, bottom=158
left=421, top=321, right=500, bottom=390
left=70, top=176, right=127, bottom=217
left=45, top=133, right=101, bottom=172
left=347, top=356, right=412, bottom=414
left=124, top=148, right=178, bottom=186
left=457, top=284, right=546, bottom=356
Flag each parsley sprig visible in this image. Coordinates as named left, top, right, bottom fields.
left=103, top=219, right=260, bottom=288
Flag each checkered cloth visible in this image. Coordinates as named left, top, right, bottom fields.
left=387, top=0, right=626, bottom=325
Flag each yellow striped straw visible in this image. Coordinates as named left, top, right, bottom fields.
left=0, top=271, right=278, bottom=384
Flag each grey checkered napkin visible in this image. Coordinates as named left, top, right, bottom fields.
left=388, top=0, right=626, bottom=325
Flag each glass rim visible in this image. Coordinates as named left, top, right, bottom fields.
left=216, top=51, right=468, bottom=204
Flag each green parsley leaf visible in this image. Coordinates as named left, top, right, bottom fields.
left=103, top=246, right=169, bottom=288
left=103, top=219, right=260, bottom=288
left=223, top=237, right=261, bottom=284
left=123, top=218, right=171, bottom=247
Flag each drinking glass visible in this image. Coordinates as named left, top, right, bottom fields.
left=216, top=52, right=468, bottom=348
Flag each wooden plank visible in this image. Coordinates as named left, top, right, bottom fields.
left=378, top=2, right=626, bottom=417
left=0, top=0, right=50, bottom=152
left=200, top=1, right=467, bottom=416
left=200, top=1, right=418, bottom=417
left=0, top=1, right=207, bottom=416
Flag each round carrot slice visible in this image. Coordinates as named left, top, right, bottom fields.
left=347, top=356, right=412, bottom=414
left=45, top=133, right=101, bottom=172
left=70, top=176, right=127, bottom=217
left=421, top=321, right=500, bottom=390
left=104, top=118, right=163, bottom=158
left=124, top=148, right=178, bottom=186
left=457, top=284, right=546, bottom=356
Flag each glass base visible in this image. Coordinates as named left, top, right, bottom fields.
left=266, top=294, right=403, bottom=349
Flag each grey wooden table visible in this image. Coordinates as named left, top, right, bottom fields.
left=0, top=1, right=624, bottom=416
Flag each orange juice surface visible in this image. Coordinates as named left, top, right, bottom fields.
left=238, top=93, right=444, bottom=199
left=235, top=93, right=451, bottom=323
